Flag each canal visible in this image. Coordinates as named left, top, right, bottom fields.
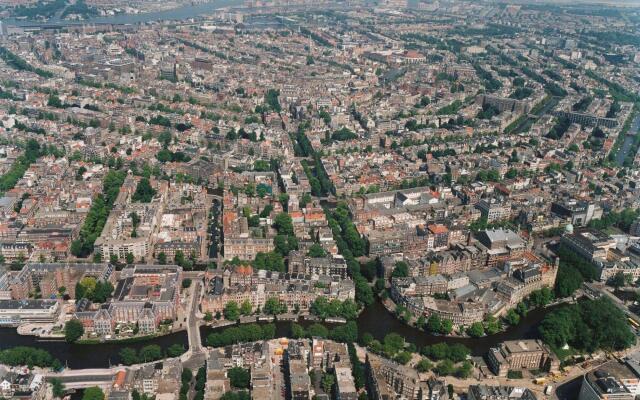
left=616, top=114, right=640, bottom=166
left=0, top=300, right=560, bottom=369
left=0, top=329, right=188, bottom=369
left=4, top=0, right=246, bottom=27
left=200, top=300, right=561, bottom=357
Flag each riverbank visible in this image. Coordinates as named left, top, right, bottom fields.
left=17, top=323, right=64, bottom=339
left=77, top=333, right=161, bottom=345
left=204, top=312, right=334, bottom=328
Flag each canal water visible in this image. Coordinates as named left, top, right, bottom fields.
left=354, top=300, right=558, bottom=353
left=616, top=114, right=640, bottom=166
left=0, top=329, right=188, bottom=369
left=4, top=0, right=245, bottom=27
left=0, top=300, right=558, bottom=369
left=200, top=300, right=560, bottom=357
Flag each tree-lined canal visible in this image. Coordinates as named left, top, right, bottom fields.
left=0, top=300, right=558, bottom=369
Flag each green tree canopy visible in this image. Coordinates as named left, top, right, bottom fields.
left=228, top=367, right=250, bottom=389
left=132, top=178, right=157, bottom=203
left=223, top=301, right=240, bottom=321
left=82, top=387, right=105, bottom=400
left=64, top=319, right=84, bottom=343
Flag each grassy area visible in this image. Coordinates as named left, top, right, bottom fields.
left=550, top=344, right=580, bottom=363
left=604, top=226, right=624, bottom=236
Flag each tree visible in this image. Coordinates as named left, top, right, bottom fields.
left=360, top=332, right=374, bottom=347
left=119, top=348, right=138, bottom=365
left=182, top=278, right=192, bottom=289
left=220, top=392, right=250, bottom=400
left=175, top=250, right=186, bottom=267
left=47, top=94, right=63, bottom=108
left=505, top=309, right=520, bottom=326
left=394, top=351, right=412, bottom=365
left=456, top=361, right=473, bottom=379
left=139, top=345, right=162, bottom=362
left=125, top=252, right=134, bottom=264
left=64, top=319, right=84, bottom=343
left=181, top=368, right=193, bottom=385
left=467, top=322, right=485, bottom=338
left=253, top=251, right=285, bottom=272
left=82, top=387, right=105, bottom=400
left=167, top=344, right=186, bottom=358
left=307, top=243, right=327, bottom=258
left=204, top=312, right=213, bottom=322
left=527, top=287, right=554, bottom=308
left=299, top=193, right=312, bottom=208
left=76, top=278, right=113, bottom=303
left=273, top=213, right=294, bottom=236
left=426, top=314, right=442, bottom=334
left=158, top=252, right=167, bottom=264
left=224, top=301, right=240, bottom=321
left=416, top=358, right=433, bottom=373
left=259, top=204, right=274, bottom=218
left=321, top=373, right=335, bottom=394
left=440, top=319, right=453, bottom=335
left=382, top=333, right=405, bottom=357
left=484, top=315, right=500, bottom=335
left=290, top=323, right=306, bottom=339
left=0, top=347, right=56, bottom=368
left=274, top=235, right=297, bottom=256
left=435, top=359, right=456, bottom=376
left=228, top=367, right=250, bottom=389
left=92, top=281, right=114, bottom=303
left=329, top=321, right=358, bottom=343
left=264, top=297, right=286, bottom=315
left=340, top=299, right=359, bottom=320
left=307, top=323, right=329, bottom=338
left=132, top=178, right=156, bottom=203
left=374, top=278, right=385, bottom=293
left=51, top=378, right=65, bottom=398
left=240, top=300, right=253, bottom=316
left=392, top=262, right=409, bottom=278
left=608, top=271, right=627, bottom=290
left=539, top=298, right=634, bottom=352
left=516, top=302, right=528, bottom=317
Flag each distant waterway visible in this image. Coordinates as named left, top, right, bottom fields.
left=3, top=0, right=245, bottom=27
left=616, top=114, right=640, bottom=166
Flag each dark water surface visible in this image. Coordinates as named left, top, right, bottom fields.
left=0, top=329, right=188, bottom=369
left=0, top=300, right=557, bottom=369
left=200, top=300, right=559, bottom=356
left=355, top=300, right=557, bottom=355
